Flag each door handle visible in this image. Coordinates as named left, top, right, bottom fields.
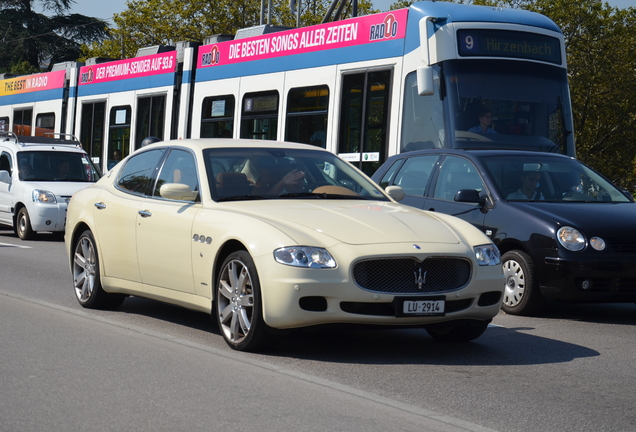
left=428, top=208, right=435, bottom=212
left=94, top=202, right=106, bottom=210
left=138, top=210, right=152, bottom=218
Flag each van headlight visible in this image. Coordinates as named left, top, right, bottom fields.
left=32, top=189, right=57, bottom=204
left=557, top=226, right=586, bottom=251
left=474, top=244, right=501, bottom=266
left=274, top=246, right=336, bottom=268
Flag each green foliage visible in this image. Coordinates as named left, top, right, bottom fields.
left=525, top=0, right=636, bottom=190
left=83, top=0, right=378, bottom=60
left=0, top=0, right=109, bottom=72
left=388, top=0, right=636, bottom=191
left=10, top=61, right=40, bottom=75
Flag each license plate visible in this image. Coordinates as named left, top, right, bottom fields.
left=397, top=297, right=445, bottom=317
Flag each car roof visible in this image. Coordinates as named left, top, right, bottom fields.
left=393, top=148, right=576, bottom=161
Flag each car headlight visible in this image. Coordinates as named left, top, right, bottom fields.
left=274, top=246, right=336, bottom=268
left=32, top=189, right=57, bottom=204
left=557, top=226, right=586, bottom=251
left=474, top=244, right=501, bottom=266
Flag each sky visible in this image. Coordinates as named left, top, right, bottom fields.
left=67, top=0, right=634, bottom=22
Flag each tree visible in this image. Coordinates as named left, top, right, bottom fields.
left=526, top=0, right=636, bottom=189
left=0, top=0, right=110, bottom=73
left=388, top=0, right=636, bottom=189
left=82, top=0, right=378, bottom=60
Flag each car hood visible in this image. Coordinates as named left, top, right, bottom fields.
left=22, top=181, right=94, bottom=197
left=510, top=201, right=636, bottom=236
left=226, top=200, right=462, bottom=246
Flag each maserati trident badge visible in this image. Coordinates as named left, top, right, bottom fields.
left=414, top=267, right=427, bottom=290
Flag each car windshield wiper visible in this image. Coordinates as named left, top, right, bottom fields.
left=278, top=192, right=366, bottom=200
left=217, top=195, right=269, bottom=202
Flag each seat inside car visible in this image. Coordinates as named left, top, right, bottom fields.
left=216, top=172, right=252, bottom=198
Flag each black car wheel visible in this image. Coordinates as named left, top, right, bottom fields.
left=72, top=230, right=125, bottom=309
left=16, top=207, right=35, bottom=240
left=501, top=250, right=545, bottom=316
left=215, top=250, right=273, bottom=352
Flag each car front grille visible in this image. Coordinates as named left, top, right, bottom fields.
left=607, top=238, right=636, bottom=254
left=352, top=257, right=472, bottom=294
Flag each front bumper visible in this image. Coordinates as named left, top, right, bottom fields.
left=28, top=200, right=69, bottom=232
left=540, top=255, right=636, bottom=302
left=255, top=243, right=505, bottom=329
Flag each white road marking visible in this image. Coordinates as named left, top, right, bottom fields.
left=0, top=242, right=31, bottom=249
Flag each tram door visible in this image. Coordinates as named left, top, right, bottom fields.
left=338, top=69, right=392, bottom=176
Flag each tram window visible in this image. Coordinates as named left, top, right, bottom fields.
left=338, top=69, right=391, bottom=176
left=201, top=95, right=235, bottom=138
left=240, top=91, right=278, bottom=141
left=0, top=117, right=8, bottom=131
left=13, top=109, right=32, bottom=135
left=135, top=95, right=165, bottom=150
left=401, top=71, right=443, bottom=152
left=108, top=105, right=131, bottom=170
left=285, top=85, right=329, bottom=148
left=35, top=113, right=55, bottom=137
left=80, top=102, right=106, bottom=167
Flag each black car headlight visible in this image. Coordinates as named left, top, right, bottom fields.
left=474, top=244, right=501, bottom=266
left=557, top=226, right=586, bottom=251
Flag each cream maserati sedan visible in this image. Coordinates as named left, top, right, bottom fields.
left=65, top=139, right=504, bottom=351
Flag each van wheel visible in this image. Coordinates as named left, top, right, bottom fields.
left=16, top=207, right=35, bottom=240
left=501, top=250, right=545, bottom=316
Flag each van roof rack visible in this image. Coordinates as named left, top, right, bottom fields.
left=0, top=131, right=82, bottom=147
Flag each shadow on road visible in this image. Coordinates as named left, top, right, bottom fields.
left=266, top=323, right=599, bottom=366
left=109, top=296, right=605, bottom=366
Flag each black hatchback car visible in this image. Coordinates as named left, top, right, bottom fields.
left=372, top=149, right=636, bottom=315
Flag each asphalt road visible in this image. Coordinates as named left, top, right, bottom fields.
left=1, top=228, right=635, bottom=432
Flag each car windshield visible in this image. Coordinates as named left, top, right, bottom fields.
left=18, top=151, right=101, bottom=182
left=203, top=147, right=389, bottom=202
left=481, top=155, right=631, bottom=203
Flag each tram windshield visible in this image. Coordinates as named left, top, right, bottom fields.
left=444, top=60, right=573, bottom=154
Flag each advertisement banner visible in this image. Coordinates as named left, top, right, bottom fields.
left=78, top=52, right=177, bottom=86
left=0, top=70, right=66, bottom=97
left=197, top=9, right=408, bottom=69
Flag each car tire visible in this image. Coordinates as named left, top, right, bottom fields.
left=501, top=250, right=545, bottom=316
left=16, top=207, right=35, bottom=240
left=215, top=250, right=273, bottom=352
left=72, top=230, right=125, bottom=309
left=425, top=320, right=490, bottom=342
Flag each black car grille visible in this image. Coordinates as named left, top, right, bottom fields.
left=352, top=258, right=472, bottom=294
left=607, top=238, right=636, bottom=254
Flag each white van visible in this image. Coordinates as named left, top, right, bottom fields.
left=0, top=132, right=101, bottom=239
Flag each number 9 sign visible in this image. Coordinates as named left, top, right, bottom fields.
left=464, top=35, right=474, bottom=50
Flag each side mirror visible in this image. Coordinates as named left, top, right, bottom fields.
left=454, top=189, right=484, bottom=204
left=0, top=170, right=11, bottom=184
left=385, top=185, right=405, bottom=202
left=160, top=183, right=198, bottom=201
left=416, top=65, right=434, bottom=96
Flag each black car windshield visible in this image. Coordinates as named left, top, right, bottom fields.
left=481, top=155, right=631, bottom=203
left=18, top=151, right=101, bottom=182
left=203, top=147, right=389, bottom=202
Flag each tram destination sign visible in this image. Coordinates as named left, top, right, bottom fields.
left=457, top=29, right=562, bottom=65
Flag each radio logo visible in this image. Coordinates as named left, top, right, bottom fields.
left=201, top=46, right=220, bottom=66
left=80, top=67, right=94, bottom=84
left=369, top=13, right=398, bottom=41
